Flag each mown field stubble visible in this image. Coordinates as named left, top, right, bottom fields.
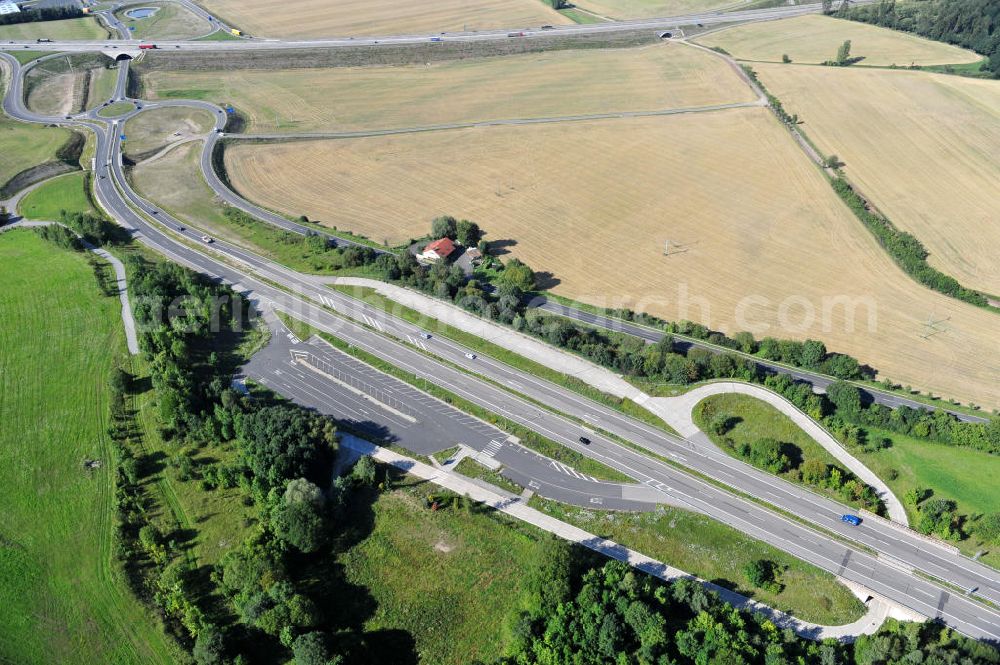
left=754, top=63, right=1000, bottom=296
left=197, top=0, right=570, bottom=38
left=142, top=42, right=754, bottom=133
left=697, top=14, right=982, bottom=66
left=224, top=107, right=1000, bottom=408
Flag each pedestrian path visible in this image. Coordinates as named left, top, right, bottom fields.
left=1, top=221, right=139, bottom=354
left=340, top=435, right=922, bottom=641
left=324, top=276, right=907, bottom=524
left=646, top=382, right=907, bottom=523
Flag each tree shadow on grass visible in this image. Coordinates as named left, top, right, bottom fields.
left=299, top=465, right=420, bottom=665
left=780, top=442, right=804, bottom=469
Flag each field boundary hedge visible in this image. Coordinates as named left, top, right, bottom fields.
left=743, top=65, right=995, bottom=311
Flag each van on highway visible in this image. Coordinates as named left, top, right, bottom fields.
left=841, top=514, right=862, bottom=526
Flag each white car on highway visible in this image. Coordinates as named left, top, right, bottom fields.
left=464, top=352, right=476, bottom=360
left=201, top=235, right=214, bottom=243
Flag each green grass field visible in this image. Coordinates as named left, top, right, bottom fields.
left=693, top=393, right=850, bottom=500
left=334, top=476, right=544, bottom=664
left=853, top=428, right=1000, bottom=567
left=0, top=17, right=109, bottom=41
left=529, top=495, right=865, bottom=625
left=18, top=171, right=96, bottom=220
left=0, top=76, right=70, bottom=187
left=0, top=230, right=175, bottom=665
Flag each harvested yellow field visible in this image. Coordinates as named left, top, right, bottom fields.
left=224, top=109, right=1000, bottom=407
left=698, top=14, right=982, bottom=66
left=144, top=43, right=754, bottom=133
left=573, top=0, right=735, bottom=20
left=755, top=64, right=1000, bottom=297
left=198, top=0, right=570, bottom=38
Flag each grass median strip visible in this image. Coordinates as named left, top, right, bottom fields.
left=276, top=312, right=631, bottom=483
left=279, top=289, right=882, bottom=558
left=454, top=456, right=525, bottom=495
left=527, top=494, right=866, bottom=625
left=331, top=284, right=679, bottom=435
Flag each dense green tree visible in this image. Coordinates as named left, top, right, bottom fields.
left=499, top=258, right=536, bottom=291
left=192, top=625, right=226, bottom=665
left=236, top=406, right=336, bottom=489
left=292, top=631, right=336, bottom=665
left=827, top=380, right=863, bottom=418
left=743, top=438, right=791, bottom=474
left=836, top=39, right=853, bottom=63
left=351, top=455, right=377, bottom=486
left=800, top=339, right=827, bottom=368
left=456, top=219, right=482, bottom=246
left=431, top=215, right=457, bottom=240
left=274, top=479, right=328, bottom=553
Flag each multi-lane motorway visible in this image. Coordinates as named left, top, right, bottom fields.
left=0, top=1, right=870, bottom=53
left=1, top=0, right=998, bottom=639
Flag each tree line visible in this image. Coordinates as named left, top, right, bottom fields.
left=844, top=0, right=1000, bottom=77
left=107, top=251, right=1000, bottom=663
left=744, top=63, right=991, bottom=309
left=0, top=6, right=84, bottom=27
left=342, top=216, right=998, bottom=460
left=500, top=542, right=1000, bottom=665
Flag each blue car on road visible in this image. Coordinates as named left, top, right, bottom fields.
left=842, top=514, right=862, bottom=526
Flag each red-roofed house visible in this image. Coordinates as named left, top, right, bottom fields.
left=419, top=237, right=457, bottom=262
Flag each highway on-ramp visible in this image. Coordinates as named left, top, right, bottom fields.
left=2, top=3, right=999, bottom=638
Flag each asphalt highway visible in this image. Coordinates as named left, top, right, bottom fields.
left=528, top=297, right=992, bottom=424
left=24, top=0, right=962, bottom=425
left=2, top=5, right=998, bottom=636
left=0, top=1, right=872, bottom=54
left=245, top=316, right=664, bottom=511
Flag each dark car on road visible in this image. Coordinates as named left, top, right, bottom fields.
left=579, top=436, right=591, bottom=445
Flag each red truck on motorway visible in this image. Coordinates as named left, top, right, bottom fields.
left=138, top=44, right=157, bottom=49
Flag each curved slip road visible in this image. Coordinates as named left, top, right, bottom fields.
left=650, top=381, right=908, bottom=523
left=3, top=11, right=1000, bottom=637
